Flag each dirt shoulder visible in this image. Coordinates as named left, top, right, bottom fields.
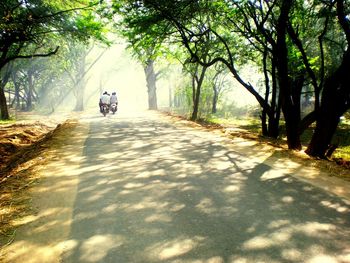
left=0, top=121, right=58, bottom=181
left=0, top=115, right=79, bottom=260
left=0, top=112, right=78, bottom=180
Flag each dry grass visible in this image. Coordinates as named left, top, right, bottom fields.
left=0, top=120, right=77, bottom=252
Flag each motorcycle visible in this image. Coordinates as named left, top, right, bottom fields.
left=110, top=103, right=118, bottom=114
left=101, top=104, right=109, bottom=117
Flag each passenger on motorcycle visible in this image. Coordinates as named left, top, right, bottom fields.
left=110, top=92, right=118, bottom=114
left=110, top=92, right=118, bottom=105
left=99, top=91, right=110, bottom=112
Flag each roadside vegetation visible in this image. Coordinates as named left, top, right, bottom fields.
left=115, top=0, right=350, bottom=160
left=0, top=120, right=15, bottom=125
left=215, top=115, right=350, bottom=162
left=168, top=105, right=350, bottom=165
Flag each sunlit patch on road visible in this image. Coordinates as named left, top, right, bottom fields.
left=78, top=234, right=124, bottom=262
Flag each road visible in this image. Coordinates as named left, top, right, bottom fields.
left=2, top=110, right=350, bottom=263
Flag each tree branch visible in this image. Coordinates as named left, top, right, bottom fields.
left=336, top=0, right=350, bottom=43
left=287, top=23, right=319, bottom=93
left=4, top=46, right=60, bottom=65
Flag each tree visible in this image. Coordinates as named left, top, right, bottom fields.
left=305, top=0, right=350, bottom=157
left=111, top=0, right=350, bottom=158
left=114, top=2, right=169, bottom=110
left=0, top=0, right=106, bottom=119
left=0, top=63, right=13, bottom=117
left=143, top=54, right=159, bottom=110
left=114, top=0, right=286, bottom=135
left=62, top=41, right=106, bottom=112
left=184, top=62, right=208, bottom=120
left=216, top=1, right=281, bottom=138
left=210, top=64, right=229, bottom=114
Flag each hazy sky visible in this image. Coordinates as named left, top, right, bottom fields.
left=84, top=41, right=259, bottom=113
left=85, top=42, right=149, bottom=111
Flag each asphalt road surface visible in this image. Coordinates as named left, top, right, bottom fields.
left=3, top=111, right=350, bottom=263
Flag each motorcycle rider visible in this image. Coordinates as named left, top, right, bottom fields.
left=99, top=91, right=110, bottom=112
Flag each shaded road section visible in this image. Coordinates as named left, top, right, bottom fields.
left=61, top=111, right=350, bottom=263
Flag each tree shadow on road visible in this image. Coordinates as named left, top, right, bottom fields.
left=3, top=112, right=349, bottom=263
left=61, top=114, right=350, bottom=263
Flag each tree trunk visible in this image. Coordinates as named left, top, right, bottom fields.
left=306, top=50, right=350, bottom=157
left=191, top=74, right=196, bottom=106
left=8, top=87, right=10, bottom=107
left=144, top=59, right=158, bottom=110
left=261, top=47, right=281, bottom=138
left=191, top=65, right=207, bottom=121
left=0, top=88, right=9, bottom=119
left=280, top=77, right=301, bottom=150
left=0, top=70, right=11, bottom=119
left=169, top=85, right=173, bottom=108
left=74, top=83, right=85, bottom=111
left=305, top=106, right=340, bottom=158
left=268, top=116, right=280, bottom=138
left=74, top=55, right=86, bottom=111
left=285, top=73, right=306, bottom=143
left=191, top=76, right=199, bottom=121
left=174, top=93, right=179, bottom=107
left=74, top=73, right=85, bottom=112
left=283, top=104, right=301, bottom=149
left=276, top=0, right=301, bottom=150
left=26, top=70, right=33, bottom=111
left=261, top=109, right=268, bottom=136
left=14, top=78, right=21, bottom=109
left=212, top=85, right=218, bottom=114
left=262, top=109, right=280, bottom=138
left=261, top=48, right=270, bottom=136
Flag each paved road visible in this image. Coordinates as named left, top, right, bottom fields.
left=4, top=111, right=350, bottom=263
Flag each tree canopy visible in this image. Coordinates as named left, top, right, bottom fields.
left=1, top=0, right=350, bottom=159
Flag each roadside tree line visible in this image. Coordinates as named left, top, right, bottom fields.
left=0, top=0, right=108, bottom=118
left=113, top=0, right=350, bottom=159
